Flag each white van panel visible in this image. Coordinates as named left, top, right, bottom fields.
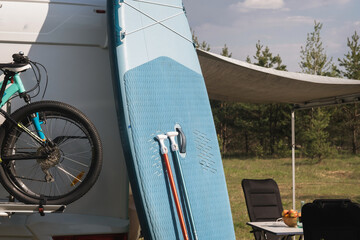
left=0, top=0, right=129, bottom=238
left=0, top=0, right=107, bottom=47
left=0, top=43, right=130, bottom=235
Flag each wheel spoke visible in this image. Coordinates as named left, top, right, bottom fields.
left=0, top=103, right=101, bottom=204
left=56, top=164, right=82, bottom=184
left=61, top=155, right=89, bottom=168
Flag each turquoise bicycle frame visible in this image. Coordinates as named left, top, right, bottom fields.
left=0, top=73, right=26, bottom=108
left=0, top=73, right=46, bottom=140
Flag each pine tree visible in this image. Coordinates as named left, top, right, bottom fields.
left=336, top=31, right=360, bottom=154
left=298, top=21, right=333, bottom=160
left=192, top=30, right=210, bottom=51
left=246, top=41, right=290, bottom=157
left=221, top=44, right=232, bottom=58
left=299, top=21, right=338, bottom=76
left=301, top=108, right=332, bottom=162
left=339, top=31, right=360, bottom=79
left=248, top=41, right=287, bottom=70
left=212, top=44, right=235, bottom=154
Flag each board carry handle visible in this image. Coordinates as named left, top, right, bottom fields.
left=176, top=127, right=186, bottom=154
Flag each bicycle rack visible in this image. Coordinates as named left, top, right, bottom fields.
left=0, top=202, right=66, bottom=217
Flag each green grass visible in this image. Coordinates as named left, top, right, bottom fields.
left=223, top=155, right=360, bottom=240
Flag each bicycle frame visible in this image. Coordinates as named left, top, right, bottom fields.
left=0, top=73, right=26, bottom=108
left=0, top=71, right=46, bottom=146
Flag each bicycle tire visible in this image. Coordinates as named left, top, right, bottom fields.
left=0, top=101, right=102, bottom=205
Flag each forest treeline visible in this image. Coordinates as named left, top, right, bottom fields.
left=193, top=22, right=360, bottom=162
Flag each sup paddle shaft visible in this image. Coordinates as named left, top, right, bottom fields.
left=167, top=131, right=198, bottom=240
left=156, top=134, right=189, bottom=240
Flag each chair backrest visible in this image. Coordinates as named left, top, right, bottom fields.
left=302, top=199, right=360, bottom=240
left=242, top=179, right=284, bottom=222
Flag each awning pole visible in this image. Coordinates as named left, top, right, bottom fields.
left=291, top=109, right=296, bottom=210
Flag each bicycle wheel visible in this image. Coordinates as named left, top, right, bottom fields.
left=0, top=101, right=102, bottom=205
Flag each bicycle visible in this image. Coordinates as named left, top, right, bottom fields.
left=0, top=52, right=102, bottom=205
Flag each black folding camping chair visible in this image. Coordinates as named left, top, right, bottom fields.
left=242, top=178, right=290, bottom=240
left=302, top=199, right=360, bottom=240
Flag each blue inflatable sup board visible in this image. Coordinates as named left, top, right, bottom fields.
left=107, top=1, right=235, bottom=239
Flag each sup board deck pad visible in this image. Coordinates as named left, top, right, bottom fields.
left=108, top=1, right=235, bottom=239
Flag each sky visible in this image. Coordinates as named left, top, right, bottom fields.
left=183, top=0, right=360, bottom=72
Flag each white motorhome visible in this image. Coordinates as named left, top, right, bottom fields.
left=0, top=0, right=130, bottom=239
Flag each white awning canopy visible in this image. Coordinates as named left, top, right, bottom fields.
left=197, top=49, right=360, bottom=109
left=196, top=49, right=360, bottom=209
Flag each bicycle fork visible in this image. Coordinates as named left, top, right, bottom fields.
left=31, top=112, right=46, bottom=141
left=0, top=108, right=46, bottom=146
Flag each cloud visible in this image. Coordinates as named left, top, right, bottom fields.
left=231, top=0, right=352, bottom=13
left=285, top=16, right=315, bottom=25
left=242, top=0, right=284, bottom=9
left=232, top=0, right=287, bottom=12
left=294, top=0, right=351, bottom=9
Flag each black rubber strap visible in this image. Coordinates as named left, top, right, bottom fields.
left=176, top=127, right=186, bottom=154
left=39, top=195, right=47, bottom=216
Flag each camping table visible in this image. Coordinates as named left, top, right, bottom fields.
left=247, top=221, right=303, bottom=240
